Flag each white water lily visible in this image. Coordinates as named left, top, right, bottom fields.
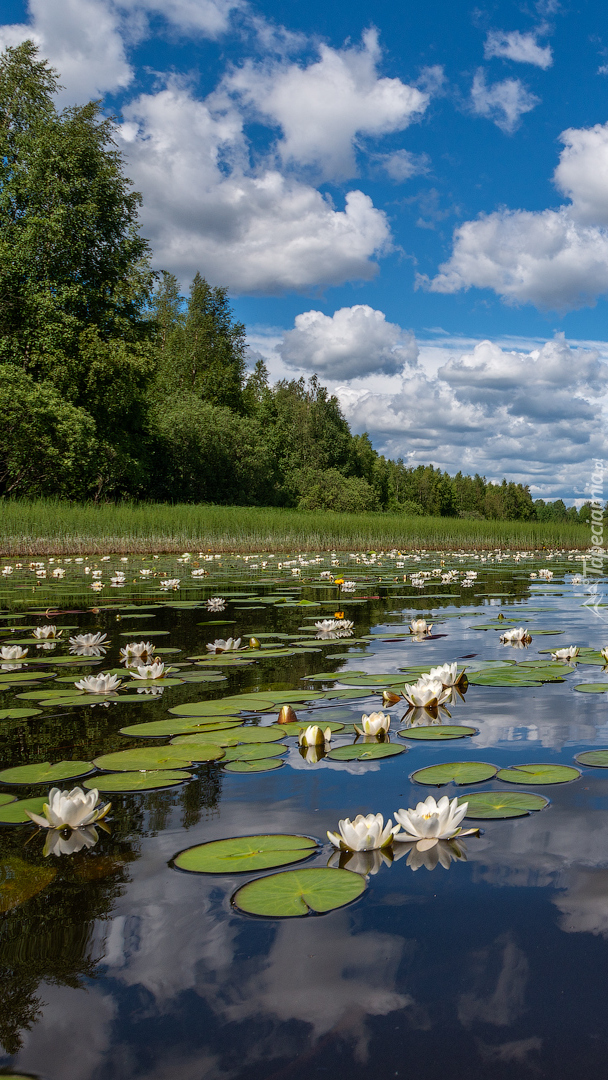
left=206, top=597, right=226, bottom=611
left=538, top=569, right=554, bottom=580
left=206, top=637, right=241, bottom=652
left=327, top=813, right=401, bottom=852
left=33, top=625, right=62, bottom=640
left=340, top=580, right=356, bottom=591
left=298, top=725, right=331, bottom=747
left=314, top=619, right=341, bottom=632
left=43, top=824, right=101, bottom=857
left=354, top=712, right=391, bottom=737
left=403, top=678, right=450, bottom=708
left=119, top=641, right=156, bottom=662
left=26, top=786, right=110, bottom=830
left=74, top=673, right=122, bottom=693
left=602, top=647, right=608, bottom=663
left=394, top=795, right=469, bottom=845
left=0, top=645, right=28, bottom=660
left=409, top=618, right=433, bottom=635
left=91, top=581, right=104, bottom=591
left=159, top=578, right=180, bottom=590
left=69, top=633, right=108, bottom=648
left=420, top=662, right=464, bottom=687
left=551, top=646, right=579, bottom=661
left=130, top=661, right=166, bottom=680
left=499, top=627, right=531, bottom=644
left=571, top=575, right=583, bottom=585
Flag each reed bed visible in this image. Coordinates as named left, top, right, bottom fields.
left=0, top=499, right=591, bottom=555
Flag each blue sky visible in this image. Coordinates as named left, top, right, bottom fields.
left=2, top=0, right=608, bottom=501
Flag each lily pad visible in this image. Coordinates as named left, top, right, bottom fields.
left=496, top=763, right=580, bottom=784
left=462, top=791, right=549, bottom=818
left=0, top=671, right=56, bottom=682
left=84, top=770, right=191, bottom=791
left=0, top=760, right=95, bottom=785
left=232, top=866, right=366, bottom=917
left=575, top=750, right=608, bottom=768
left=276, top=721, right=345, bottom=736
left=466, top=672, right=542, bottom=687
left=412, top=761, right=498, bottom=786
left=120, top=718, right=242, bottom=738
left=327, top=743, right=405, bottom=761
left=0, top=792, right=15, bottom=806
left=222, top=743, right=288, bottom=761
left=224, top=758, right=284, bottom=773
left=173, top=833, right=318, bottom=874
left=232, top=727, right=286, bottom=744
left=92, top=745, right=221, bottom=770
left=573, top=683, right=608, bottom=693
left=398, top=725, right=478, bottom=740
left=0, top=796, right=47, bottom=824
left=0, top=708, right=43, bottom=719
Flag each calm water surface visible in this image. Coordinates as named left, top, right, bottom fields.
left=1, top=552, right=607, bottom=1080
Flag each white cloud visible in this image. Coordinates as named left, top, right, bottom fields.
left=119, top=84, right=391, bottom=292
left=484, top=29, right=553, bottom=69
left=0, top=0, right=132, bottom=102
left=470, top=70, right=540, bottom=133
left=278, top=305, right=418, bottom=378
left=225, top=28, right=429, bottom=181
left=553, top=121, right=608, bottom=224
left=376, top=148, right=430, bottom=182
left=120, top=0, right=241, bottom=38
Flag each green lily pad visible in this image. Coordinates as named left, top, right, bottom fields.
left=276, top=720, right=345, bottom=736
left=168, top=697, right=275, bottom=717
left=398, top=725, right=478, bottom=740
left=466, top=672, right=542, bottom=686
left=120, top=718, right=242, bottom=738
left=0, top=760, right=94, bottom=785
left=0, top=708, right=43, bottom=719
left=222, top=743, right=288, bottom=761
left=0, top=792, right=15, bottom=806
left=224, top=758, right=284, bottom=773
left=327, top=743, right=405, bottom=761
left=411, top=761, right=498, bottom=786
left=171, top=733, right=241, bottom=749
left=462, top=791, right=549, bottom=818
left=93, top=745, right=220, bottom=770
left=0, top=795, right=47, bottom=823
left=231, top=727, right=286, bottom=744
left=173, top=833, right=318, bottom=874
left=232, top=866, right=366, bottom=917
left=0, top=671, right=56, bottom=682
left=573, top=684, right=608, bottom=693
left=496, top=763, right=580, bottom=784
left=575, top=750, right=608, bottom=768
left=84, top=770, right=191, bottom=791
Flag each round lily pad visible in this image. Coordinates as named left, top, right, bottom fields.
left=0, top=671, right=56, bottom=682
left=575, top=750, right=608, bottom=768
left=0, top=760, right=94, bottom=785
left=232, top=867, right=366, bottom=917
left=173, top=834, right=318, bottom=874
left=0, top=795, right=46, bottom=824
left=276, top=721, right=345, bottom=736
left=398, top=725, right=478, bottom=740
left=92, top=745, right=217, bottom=771
left=496, top=763, right=580, bottom=784
left=84, top=770, right=191, bottom=792
left=573, top=684, right=608, bottom=693
left=232, top=727, right=286, bottom=744
left=171, top=732, right=241, bottom=749
left=222, top=744, right=288, bottom=761
left=0, top=708, right=43, bottom=719
left=120, top=718, right=242, bottom=738
left=467, top=672, right=542, bottom=686
left=0, top=792, right=15, bottom=807
left=223, top=758, right=284, bottom=773
left=462, top=791, right=549, bottom=818
left=327, top=743, right=405, bottom=761
left=411, top=761, right=498, bottom=786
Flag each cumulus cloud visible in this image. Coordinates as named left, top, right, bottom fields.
left=553, top=121, right=608, bottom=224
left=0, top=0, right=132, bottom=102
left=470, top=70, right=540, bottom=133
left=376, top=149, right=430, bottom=183
left=278, top=305, right=418, bottom=378
left=484, top=29, right=553, bottom=69
left=120, top=0, right=241, bottom=38
left=224, top=28, right=429, bottom=181
left=119, top=84, right=391, bottom=292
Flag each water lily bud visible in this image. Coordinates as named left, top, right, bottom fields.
left=382, top=690, right=402, bottom=706
left=249, top=637, right=261, bottom=649
left=278, top=705, right=297, bottom=725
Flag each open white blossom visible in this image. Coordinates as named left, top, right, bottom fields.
left=551, top=646, right=579, bottom=661
left=69, top=633, right=108, bottom=647
left=409, top=618, right=433, bottom=635
left=354, top=711, right=391, bottom=736
left=74, top=673, right=122, bottom=694
left=403, top=678, right=450, bottom=708
left=394, top=795, right=469, bottom=846
left=26, top=786, right=109, bottom=830
left=327, top=812, right=401, bottom=851
left=420, top=662, right=464, bottom=686
left=33, top=625, right=62, bottom=639
left=119, top=641, right=156, bottom=662
left=129, top=661, right=166, bottom=680
left=0, top=645, right=28, bottom=660
left=206, top=596, right=226, bottom=610
left=499, top=626, right=531, bottom=644
left=205, top=637, right=241, bottom=652
left=159, top=578, right=181, bottom=590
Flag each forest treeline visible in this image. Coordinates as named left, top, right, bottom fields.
left=0, top=42, right=599, bottom=523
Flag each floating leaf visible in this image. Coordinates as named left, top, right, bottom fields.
left=120, top=718, right=242, bottom=738
left=224, top=758, right=284, bottom=773
left=575, top=750, right=608, bottom=768
left=93, top=745, right=218, bottom=770
left=467, top=672, right=542, bottom=687
left=0, top=671, right=56, bottom=683
left=0, top=708, right=43, bottom=719
left=0, top=760, right=94, bottom=785
left=276, top=721, right=345, bottom=736
left=84, top=770, right=191, bottom=791
left=0, top=796, right=46, bottom=824
left=462, top=791, right=549, bottom=818
left=573, top=684, right=608, bottom=693
left=222, top=743, right=288, bottom=761
left=232, top=727, right=286, bottom=744
left=171, top=732, right=241, bottom=749
left=232, top=867, right=366, bottom=917
left=0, top=856, right=56, bottom=913
left=412, top=761, right=498, bottom=786
left=174, top=833, right=317, bottom=873
left=496, top=763, right=580, bottom=785
left=327, top=743, right=405, bottom=761
left=398, top=725, right=478, bottom=741
left=0, top=792, right=15, bottom=806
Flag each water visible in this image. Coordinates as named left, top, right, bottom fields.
left=1, top=551, right=607, bottom=1079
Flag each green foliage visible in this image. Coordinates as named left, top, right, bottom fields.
left=292, top=468, right=379, bottom=512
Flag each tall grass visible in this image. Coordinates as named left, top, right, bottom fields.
left=0, top=499, right=591, bottom=555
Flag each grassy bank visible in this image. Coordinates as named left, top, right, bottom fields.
left=0, top=499, right=591, bottom=555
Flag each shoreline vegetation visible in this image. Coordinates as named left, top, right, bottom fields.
left=0, top=501, right=592, bottom=556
